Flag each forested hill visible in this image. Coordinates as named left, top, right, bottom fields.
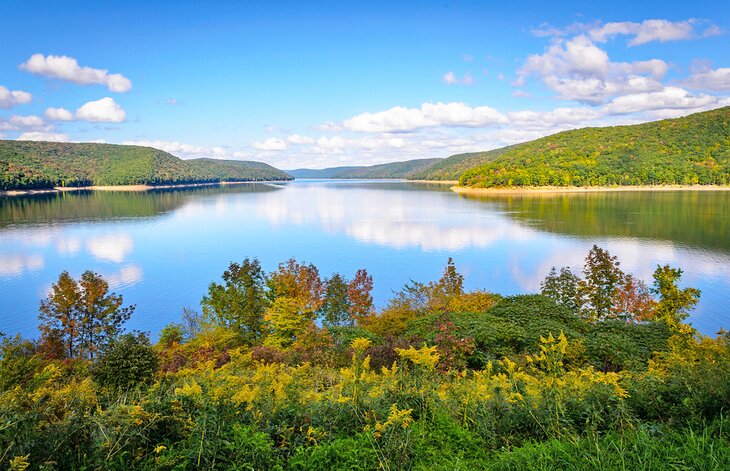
left=455, top=106, right=730, bottom=188
left=287, top=158, right=442, bottom=179
left=0, top=141, right=291, bottom=190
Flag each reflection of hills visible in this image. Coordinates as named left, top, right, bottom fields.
left=0, top=183, right=284, bottom=227
left=294, top=180, right=453, bottom=193
left=459, top=191, right=730, bottom=253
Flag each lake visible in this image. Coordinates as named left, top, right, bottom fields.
left=1, top=180, right=729, bottom=338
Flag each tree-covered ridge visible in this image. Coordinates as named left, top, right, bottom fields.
left=288, top=158, right=442, bottom=179
left=185, top=158, right=291, bottom=182
left=409, top=146, right=515, bottom=181
left=0, top=141, right=291, bottom=190
left=458, top=106, right=730, bottom=188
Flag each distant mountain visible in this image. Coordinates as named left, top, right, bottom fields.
left=0, top=141, right=291, bottom=191
left=288, top=158, right=442, bottom=179
left=456, top=106, right=730, bottom=188
left=185, top=158, right=291, bottom=182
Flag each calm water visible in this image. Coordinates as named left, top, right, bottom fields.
left=1, top=180, right=729, bottom=338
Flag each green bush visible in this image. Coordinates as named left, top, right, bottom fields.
left=93, top=333, right=159, bottom=390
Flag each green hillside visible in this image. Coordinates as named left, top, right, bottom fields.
left=409, top=147, right=515, bottom=181
left=0, top=141, right=291, bottom=190
left=185, top=158, right=291, bottom=182
left=457, top=106, right=730, bottom=188
left=288, top=158, right=442, bottom=179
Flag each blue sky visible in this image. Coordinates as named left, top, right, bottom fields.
left=1, top=0, right=729, bottom=168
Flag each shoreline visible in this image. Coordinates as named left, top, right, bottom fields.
left=407, top=179, right=459, bottom=185
left=1, top=180, right=292, bottom=196
left=451, top=184, right=730, bottom=196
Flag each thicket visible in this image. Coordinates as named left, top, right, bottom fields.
left=1, top=248, right=729, bottom=469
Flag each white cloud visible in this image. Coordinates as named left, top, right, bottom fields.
left=17, top=131, right=69, bottom=142
left=122, top=139, right=228, bottom=159
left=517, top=35, right=668, bottom=104
left=589, top=19, right=695, bottom=46
left=507, top=107, right=603, bottom=129
left=343, top=102, right=507, bottom=133
left=9, top=115, right=45, bottom=128
left=0, top=85, right=32, bottom=109
left=253, top=138, right=287, bottom=151
left=534, top=19, right=722, bottom=46
left=442, top=71, right=474, bottom=85
left=19, top=53, right=132, bottom=92
left=75, top=97, right=126, bottom=122
left=44, top=107, right=74, bottom=121
left=602, top=87, right=718, bottom=115
left=684, top=67, right=730, bottom=91
left=286, top=134, right=316, bottom=145
left=0, top=115, right=52, bottom=132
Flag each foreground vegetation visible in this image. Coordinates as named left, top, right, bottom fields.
left=1, top=247, right=729, bottom=469
left=0, top=141, right=291, bottom=190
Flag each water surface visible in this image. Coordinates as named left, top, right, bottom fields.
left=1, top=181, right=728, bottom=338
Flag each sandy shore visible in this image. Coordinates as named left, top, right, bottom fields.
left=407, top=180, right=459, bottom=185
left=451, top=184, right=730, bottom=196
left=1, top=180, right=291, bottom=196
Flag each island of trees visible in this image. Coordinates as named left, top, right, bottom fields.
left=0, top=141, right=292, bottom=191
left=1, top=246, right=729, bottom=469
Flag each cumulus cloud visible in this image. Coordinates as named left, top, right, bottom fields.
left=507, top=107, right=603, bottom=129
left=253, top=138, right=287, bottom=151
left=44, top=107, right=74, bottom=121
left=0, top=115, right=52, bottom=132
left=287, top=134, right=315, bottom=145
left=19, top=53, right=132, bottom=92
left=684, top=67, right=730, bottom=91
left=343, top=102, right=507, bottom=133
left=75, top=97, right=126, bottom=122
left=602, top=87, right=718, bottom=115
left=122, top=139, right=229, bottom=159
left=442, top=71, right=475, bottom=85
left=517, top=35, right=668, bottom=104
left=0, top=85, right=32, bottom=109
left=17, top=131, right=69, bottom=142
left=9, top=115, right=45, bottom=128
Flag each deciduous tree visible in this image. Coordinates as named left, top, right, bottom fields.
left=202, top=258, right=268, bottom=345
left=39, top=270, right=134, bottom=359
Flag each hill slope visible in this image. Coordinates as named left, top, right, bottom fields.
left=0, top=141, right=291, bottom=190
left=288, top=158, right=442, bottom=179
left=455, top=107, right=730, bottom=188
left=409, top=147, right=516, bottom=181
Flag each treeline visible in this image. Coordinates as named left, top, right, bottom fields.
left=1, top=247, right=729, bottom=469
left=287, top=158, right=442, bottom=179
left=0, top=141, right=292, bottom=190
left=458, top=106, right=730, bottom=188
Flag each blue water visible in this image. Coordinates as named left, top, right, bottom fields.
left=1, top=180, right=728, bottom=338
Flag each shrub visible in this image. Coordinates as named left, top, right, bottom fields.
left=92, top=332, right=159, bottom=390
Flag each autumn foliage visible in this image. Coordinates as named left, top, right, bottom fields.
left=1, top=248, right=728, bottom=470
